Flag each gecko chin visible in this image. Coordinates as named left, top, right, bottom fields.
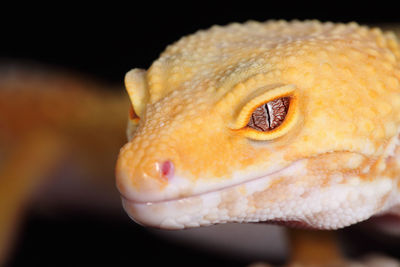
left=121, top=157, right=397, bottom=230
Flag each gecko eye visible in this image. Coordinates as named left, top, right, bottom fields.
left=127, top=104, right=141, bottom=140
left=129, top=104, right=140, bottom=124
left=233, top=84, right=299, bottom=140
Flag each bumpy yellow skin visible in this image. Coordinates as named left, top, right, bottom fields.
left=116, top=21, right=400, bottom=230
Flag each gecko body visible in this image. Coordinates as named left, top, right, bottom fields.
left=116, top=20, right=400, bottom=231
left=0, top=65, right=129, bottom=264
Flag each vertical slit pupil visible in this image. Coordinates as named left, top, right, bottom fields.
left=247, top=97, right=290, bottom=131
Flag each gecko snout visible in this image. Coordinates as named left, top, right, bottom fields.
left=116, top=155, right=178, bottom=203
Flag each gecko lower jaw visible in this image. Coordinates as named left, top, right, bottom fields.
left=120, top=162, right=303, bottom=229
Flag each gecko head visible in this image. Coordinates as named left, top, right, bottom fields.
left=116, top=21, right=400, bottom=229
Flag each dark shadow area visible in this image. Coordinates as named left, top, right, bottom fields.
left=8, top=210, right=251, bottom=267
left=2, top=3, right=400, bottom=83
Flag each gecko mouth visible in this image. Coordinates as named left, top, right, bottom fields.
left=120, top=160, right=305, bottom=229
left=120, top=150, right=396, bottom=230
left=120, top=149, right=371, bottom=206
left=120, top=161, right=297, bottom=205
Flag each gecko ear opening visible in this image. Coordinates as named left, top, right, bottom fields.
left=232, top=84, right=299, bottom=141
left=125, top=68, right=149, bottom=118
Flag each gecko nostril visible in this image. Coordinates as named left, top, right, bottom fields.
left=158, top=160, right=174, bottom=180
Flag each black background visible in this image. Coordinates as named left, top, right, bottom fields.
left=2, top=3, right=400, bottom=266
left=2, top=2, right=400, bottom=84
